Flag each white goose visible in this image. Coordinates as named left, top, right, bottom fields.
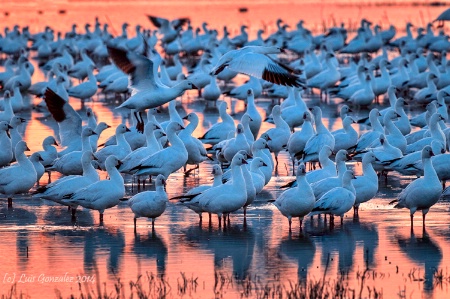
left=210, top=46, right=304, bottom=87
left=300, top=106, right=335, bottom=163
left=263, top=105, right=291, bottom=167
left=288, top=111, right=315, bottom=172
left=173, top=165, right=223, bottom=222
left=390, top=146, right=442, bottom=227
left=95, top=124, right=132, bottom=169
left=132, top=122, right=188, bottom=179
left=49, top=127, right=97, bottom=176
left=0, top=141, right=37, bottom=208
left=244, top=88, right=262, bottom=139
left=309, top=170, right=356, bottom=225
left=352, top=152, right=379, bottom=216
left=333, top=116, right=358, bottom=151
left=0, top=121, right=13, bottom=167
left=128, top=174, right=168, bottom=231
left=310, top=149, right=351, bottom=200
left=179, top=112, right=208, bottom=173
left=271, top=163, right=315, bottom=231
left=199, top=101, right=235, bottom=145
left=118, top=121, right=164, bottom=174
left=196, top=153, right=248, bottom=227
left=107, top=46, right=197, bottom=111
left=32, top=151, right=100, bottom=217
left=63, top=155, right=125, bottom=223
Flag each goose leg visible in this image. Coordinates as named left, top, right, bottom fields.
left=99, top=213, right=104, bottom=224
left=71, top=208, right=77, bottom=220
left=218, top=215, right=222, bottom=228
left=288, top=218, right=292, bottom=232
left=410, top=214, right=414, bottom=227
left=299, top=217, right=303, bottom=232
left=134, top=217, right=137, bottom=233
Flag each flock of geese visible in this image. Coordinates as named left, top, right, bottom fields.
left=1, top=15, right=450, bottom=231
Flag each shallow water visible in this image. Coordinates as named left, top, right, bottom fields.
left=1, top=1, right=450, bottom=299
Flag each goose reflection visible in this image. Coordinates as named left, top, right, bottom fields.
left=132, top=232, right=168, bottom=276
left=313, top=226, right=357, bottom=273
left=278, top=234, right=316, bottom=279
left=83, top=228, right=125, bottom=275
left=184, top=224, right=255, bottom=280
left=395, top=227, right=442, bottom=293
left=346, top=218, right=379, bottom=267
left=42, top=205, right=94, bottom=226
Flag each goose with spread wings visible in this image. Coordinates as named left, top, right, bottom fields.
left=107, top=46, right=197, bottom=113
left=210, top=46, right=305, bottom=87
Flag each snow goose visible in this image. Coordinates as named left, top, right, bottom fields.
left=305, top=145, right=336, bottom=184
left=63, top=155, right=125, bottom=223
left=310, top=149, right=351, bottom=200
left=307, top=53, right=341, bottom=100
left=271, top=163, right=315, bottom=231
left=278, top=88, right=308, bottom=131
left=172, top=165, right=223, bottom=222
left=347, top=74, right=375, bottom=106
left=352, top=152, right=379, bottom=216
left=371, top=59, right=391, bottom=101
left=240, top=114, right=255, bottom=146
left=147, top=15, right=189, bottom=44
left=309, top=170, right=356, bottom=225
left=244, top=89, right=262, bottom=139
left=409, top=101, right=437, bottom=130
left=199, top=101, right=235, bottom=145
left=196, top=153, right=248, bottom=227
left=390, top=140, right=445, bottom=177
left=263, top=105, right=290, bottom=167
left=390, top=59, right=410, bottom=89
left=118, top=121, right=163, bottom=174
left=128, top=174, right=168, bottom=232
left=210, top=46, right=304, bottom=87
left=160, top=100, right=183, bottom=131
left=413, top=73, right=438, bottom=104
left=0, top=121, right=13, bottom=167
left=406, top=113, right=446, bottom=154
left=369, top=134, right=403, bottom=174
left=251, top=138, right=273, bottom=185
left=9, top=116, right=25, bottom=159
left=43, top=88, right=82, bottom=156
left=29, top=153, right=45, bottom=185
left=393, top=98, right=411, bottom=135
left=67, top=65, right=98, bottom=104
left=95, top=124, right=132, bottom=169
left=333, top=117, right=358, bottom=152
left=0, top=141, right=36, bottom=208
left=179, top=112, right=208, bottom=173
left=223, top=76, right=263, bottom=100
left=90, top=122, right=111, bottom=152
left=390, top=146, right=441, bottom=227
left=107, top=46, right=197, bottom=111
left=299, top=106, right=335, bottom=163
left=203, top=73, right=222, bottom=103
left=288, top=111, right=315, bottom=174
left=49, top=127, right=97, bottom=176
left=0, top=91, right=14, bottom=122
left=32, top=151, right=100, bottom=217
left=132, top=122, right=188, bottom=179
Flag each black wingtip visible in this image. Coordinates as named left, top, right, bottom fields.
left=107, top=46, right=136, bottom=75
left=44, top=88, right=67, bottom=122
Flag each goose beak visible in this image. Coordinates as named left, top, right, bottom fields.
left=262, top=162, right=268, bottom=167
left=117, top=160, right=123, bottom=168
left=7, top=124, right=13, bottom=129
left=92, top=154, right=99, bottom=161
left=182, top=115, right=189, bottom=120
left=191, top=84, right=198, bottom=90
left=53, top=140, right=59, bottom=146
left=38, top=155, right=44, bottom=162
left=25, top=146, right=30, bottom=151
left=242, top=158, right=248, bottom=165
left=106, top=124, right=112, bottom=128
left=20, top=118, right=26, bottom=123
